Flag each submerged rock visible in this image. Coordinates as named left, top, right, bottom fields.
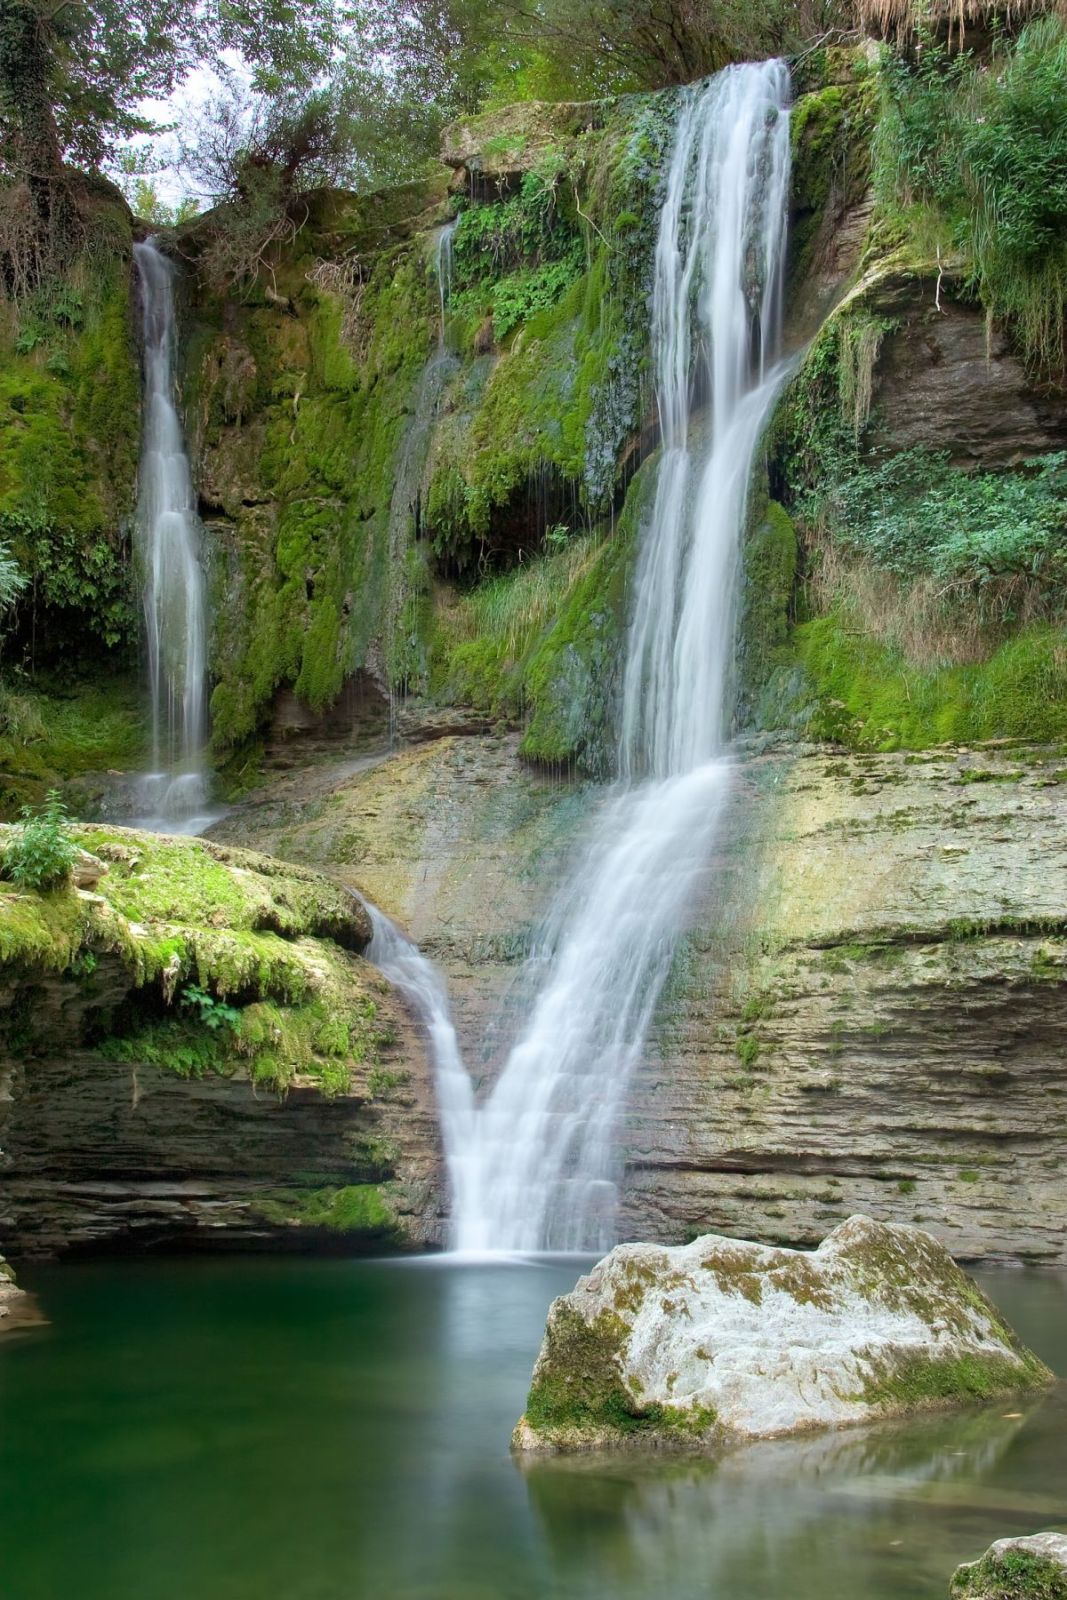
left=513, top=1216, right=1052, bottom=1453
left=950, top=1533, right=1067, bottom=1600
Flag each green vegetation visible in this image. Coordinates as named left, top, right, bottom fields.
left=1, top=788, right=78, bottom=888
left=523, top=1303, right=718, bottom=1443
left=875, top=17, right=1067, bottom=371
left=0, top=233, right=140, bottom=663
left=858, top=1346, right=1052, bottom=1410
left=0, top=825, right=392, bottom=1097
left=0, top=674, right=148, bottom=818
left=450, top=156, right=585, bottom=340
left=951, top=1547, right=1067, bottom=1600
left=780, top=616, right=1067, bottom=751
left=250, top=1183, right=400, bottom=1242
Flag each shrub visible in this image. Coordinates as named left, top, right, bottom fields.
left=2, top=788, right=78, bottom=888
left=875, top=17, right=1067, bottom=370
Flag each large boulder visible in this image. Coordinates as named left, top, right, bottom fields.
left=513, top=1216, right=1052, bottom=1452
left=950, top=1534, right=1067, bottom=1599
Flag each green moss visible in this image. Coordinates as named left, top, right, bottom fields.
left=0, top=232, right=140, bottom=660
left=788, top=67, right=877, bottom=289
left=524, top=1305, right=667, bottom=1440
left=0, top=824, right=389, bottom=1097
left=951, top=1549, right=1067, bottom=1600
left=249, top=1184, right=400, bottom=1242
left=857, top=1347, right=1051, bottom=1411
left=0, top=674, right=148, bottom=817
left=762, top=614, right=1067, bottom=750
left=737, top=499, right=798, bottom=726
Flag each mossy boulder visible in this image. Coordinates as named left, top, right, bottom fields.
left=0, top=823, right=383, bottom=1096
left=513, top=1216, right=1052, bottom=1453
left=951, top=1534, right=1067, bottom=1600
left=0, top=825, right=441, bottom=1253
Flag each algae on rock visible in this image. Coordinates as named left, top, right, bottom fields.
left=513, top=1216, right=1053, bottom=1453
left=0, top=824, right=441, bottom=1253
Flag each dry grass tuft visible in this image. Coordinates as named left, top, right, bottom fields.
left=857, top=0, right=1066, bottom=43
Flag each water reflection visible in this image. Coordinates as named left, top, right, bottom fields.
left=520, top=1401, right=1059, bottom=1600
left=0, top=1259, right=1063, bottom=1600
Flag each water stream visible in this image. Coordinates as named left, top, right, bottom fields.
left=447, top=62, right=793, bottom=1251
left=435, top=219, right=457, bottom=349
left=132, top=239, right=209, bottom=825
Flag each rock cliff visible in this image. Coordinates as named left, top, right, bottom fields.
left=212, top=730, right=1067, bottom=1267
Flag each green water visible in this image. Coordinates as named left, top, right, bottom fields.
left=0, top=1258, right=1064, bottom=1600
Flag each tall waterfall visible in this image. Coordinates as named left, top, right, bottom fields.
left=448, top=62, right=793, bottom=1252
left=133, top=239, right=208, bottom=820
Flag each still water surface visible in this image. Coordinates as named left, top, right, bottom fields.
left=0, top=1257, right=1064, bottom=1600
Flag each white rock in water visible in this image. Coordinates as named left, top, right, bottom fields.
left=0, top=1257, right=27, bottom=1329
left=513, top=1216, right=1053, bottom=1452
left=950, top=1532, right=1067, bottom=1598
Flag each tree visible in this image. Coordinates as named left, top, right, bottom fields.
left=0, top=0, right=341, bottom=286
left=342, top=0, right=853, bottom=110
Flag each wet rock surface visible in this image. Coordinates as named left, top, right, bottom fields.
left=512, top=1216, right=1052, bottom=1453
left=216, top=731, right=1067, bottom=1267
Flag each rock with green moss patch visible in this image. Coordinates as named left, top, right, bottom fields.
left=513, top=1216, right=1052, bottom=1453
left=0, top=823, right=442, bottom=1254
left=950, top=1534, right=1067, bottom=1600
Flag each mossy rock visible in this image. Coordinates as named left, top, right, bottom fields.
left=514, top=1216, right=1052, bottom=1453
left=951, top=1535, right=1067, bottom=1600
left=0, top=824, right=393, bottom=1098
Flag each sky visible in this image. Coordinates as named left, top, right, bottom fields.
left=131, top=54, right=250, bottom=206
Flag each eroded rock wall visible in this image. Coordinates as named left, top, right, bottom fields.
left=219, top=734, right=1067, bottom=1266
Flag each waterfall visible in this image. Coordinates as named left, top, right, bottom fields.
left=363, top=902, right=481, bottom=1237
left=435, top=221, right=457, bottom=350
left=133, top=239, right=209, bottom=822
left=448, top=62, right=793, bottom=1252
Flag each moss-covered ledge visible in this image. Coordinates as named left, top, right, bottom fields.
left=0, top=827, right=442, bottom=1256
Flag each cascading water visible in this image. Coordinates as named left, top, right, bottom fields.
left=363, top=902, right=484, bottom=1236
left=133, top=239, right=209, bottom=822
left=446, top=61, right=793, bottom=1252
left=435, top=220, right=457, bottom=350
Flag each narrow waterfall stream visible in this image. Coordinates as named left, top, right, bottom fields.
left=133, top=239, right=210, bottom=824
left=444, top=62, right=794, bottom=1252
left=435, top=220, right=457, bottom=349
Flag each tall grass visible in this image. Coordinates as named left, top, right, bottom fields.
left=875, top=14, right=1067, bottom=370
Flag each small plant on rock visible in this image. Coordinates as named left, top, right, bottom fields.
left=179, top=984, right=241, bottom=1033
left=3, top=789, right=78, bottom=889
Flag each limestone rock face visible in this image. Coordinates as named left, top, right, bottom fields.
left=866, top=276, right=1067, bottom=468
left=513, top=1217, right=1052, bottom=1453
left=216, top=733, right=1067, bottom=1268
left=950, top=1533, right=1067, bottom=1600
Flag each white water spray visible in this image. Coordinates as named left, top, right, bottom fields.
left=133, top=239, right=208, bottom=821
left=445, top=62, right=793, bottom=1252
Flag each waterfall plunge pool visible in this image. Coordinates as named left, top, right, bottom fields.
left=0, top=1257, right=1064, bottom=1600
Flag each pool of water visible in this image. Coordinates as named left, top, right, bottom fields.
left=0, top=1256, right=1064, bottom=1600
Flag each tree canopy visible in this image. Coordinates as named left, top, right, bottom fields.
left=0, top=0, right=850, bottom=289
